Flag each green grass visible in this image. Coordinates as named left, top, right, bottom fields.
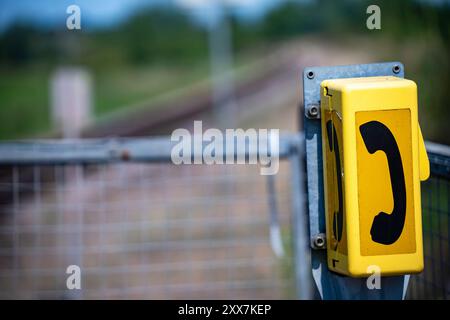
left=94, top=63, right=210, bottom=116
left=0, top=63, right=211, bottom=140
left=0, top=45, right=274, bottom=140
left=0, top=68, right=50, bottom=140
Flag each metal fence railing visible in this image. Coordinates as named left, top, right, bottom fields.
left=0, top=134, right=307, bottom=299
left=0, top=135, right=448, bottom=299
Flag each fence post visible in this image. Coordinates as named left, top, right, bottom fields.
left=290, top=134, right=313, bottom=299
left=51, top=68, right=92, bottom=139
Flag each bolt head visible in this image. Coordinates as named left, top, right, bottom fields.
left=307, top=104, right=319, bottom=118
left=312, top=233, right=326, bottom=249
left=392, top=65, right=401, bottom=74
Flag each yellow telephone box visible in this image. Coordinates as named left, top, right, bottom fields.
left=320, top=76, right=430, bottom=277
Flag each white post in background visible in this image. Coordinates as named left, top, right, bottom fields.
left=51, top=68, right=92, bottom=139
left=50, top=67, right=91, bottom=299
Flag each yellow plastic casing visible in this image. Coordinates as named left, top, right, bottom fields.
left=320, top=76, right=429, bottom=277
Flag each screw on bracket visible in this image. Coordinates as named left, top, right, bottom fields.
left=311, top=233, right=326, bottom=250
left=392, top=64, right=401, bottom=74
left=306, top=104, right=320, bottom=119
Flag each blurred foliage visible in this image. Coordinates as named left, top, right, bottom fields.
left=0, top=0, right=449, bottom=142
left=0, top=8, right=208, bottom=69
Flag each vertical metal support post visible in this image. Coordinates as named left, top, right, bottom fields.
left=290, top=134, right=313, bottom=299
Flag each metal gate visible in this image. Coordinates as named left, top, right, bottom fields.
left=0, top=135, right=448, bottom=299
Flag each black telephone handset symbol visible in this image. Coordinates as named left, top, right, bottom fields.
left=359, top=121, right=407, bottom=245
left=326, top=120, right=343, bottom=244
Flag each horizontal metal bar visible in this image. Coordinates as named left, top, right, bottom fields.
left=0, top=133, right=302, bottom=165
left=426, top=141, right=450, bottom=157
left=0, top=237, right=270, bottom=255
left=426, top=141, right=450, bottom=178
left=0, top=257, right=279, bottom=277
left=0, top=135, right=447, bottom=167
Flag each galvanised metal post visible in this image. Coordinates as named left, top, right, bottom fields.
left=289, top=134, right=313, bottom=299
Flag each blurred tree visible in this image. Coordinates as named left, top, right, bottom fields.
left=0, top=24, right=37, bottom=65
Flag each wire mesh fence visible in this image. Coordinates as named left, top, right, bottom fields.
left=0, top=163, right=297, bottom=299
left=407, top=144, right=450, bottom=300
left=0, top=135, right=302, bottom=299
left=0, top=135, right=448, bottom=299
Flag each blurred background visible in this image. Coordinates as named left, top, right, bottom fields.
left=0, top=0, right=448, bottom=299
left=1, top=0, right=449, bottom=142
